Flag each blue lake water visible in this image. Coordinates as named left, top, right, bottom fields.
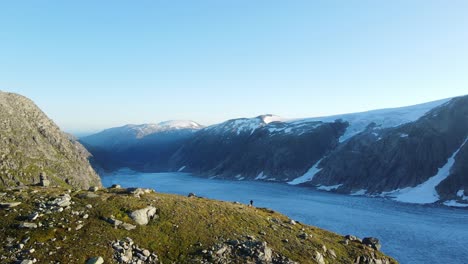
left=101, top=171, right=468, bottom=264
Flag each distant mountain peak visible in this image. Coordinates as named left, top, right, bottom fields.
left=257, top=114, right=288, bottom=124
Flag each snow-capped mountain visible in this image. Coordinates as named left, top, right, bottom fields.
left=292, top=97, right=451, bottom=142
left=80, top=120, right=203, bottom=171
left=82, top=95, right=468, bottom=206
left=81, top=120, right=203, bottom=147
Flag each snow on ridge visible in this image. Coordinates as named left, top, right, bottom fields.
left=456, top=190, right=468, bottom=201
left=260, top=114, right=289, bottom=124
left=289, top=98, right=451, bottom=143
left=389, top=137, right=468, bottom=204
left=288, top=159, right=322, bottom=185
left=350, top=189, right=367, bottom=196
left=316, top=184, right=343, bottom=191
left=255, top=171, right=268, bottom=180
left=443, top=200, right=468, bottom=207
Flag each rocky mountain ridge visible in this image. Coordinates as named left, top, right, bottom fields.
left=0, top=91, right=101, bottom=189
left=82, top=95, right=468, bottom=206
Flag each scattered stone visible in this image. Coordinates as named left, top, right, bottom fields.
left=39, top=172, right=50, bottom=187
left=246, top=235, right=255, bottom=240
left=345, top=234, right=361, bottom=242
left=202, top=239, right=297, bottom=264
left=86, top=204, right=93, bottom=209
left=49, top=194, right=71, bottom=207
left=110, top=184, right=121, bottom=189
left=121, top=223, right=137, bottom=231
left=88, top=186, right=99, bottom=192
left=362, top=237, right=382, bottom=251
left=188, top=192, right=197, bottom=198
left=83, top=214, right=89, bottom=219
left=19, top=222, right=38, bottom=229
left=111, top=239, right=158, bottom=263
left=289, top=219, right=297, bottom=225
left=20, top=260, right=34, bottom=264
left=105, top=217, right=123, bottom=227
left=0, top=202, right=21, bottom=208
left=86, top=256, right=104, bottom=264
left=28, top=212, right=40, bottom=221
left=129, top=206, right=157, bottom=225
left=298, top=232, right=309, bottom=239
left=328, top=249, right=337, bottom=259
left=126, top=188, right=152, bottom=197
left=321, top=245, right=327, bottom=252
left=76, top=224, right=84, bottom=231
left=313, top=251, right=325, bottom=264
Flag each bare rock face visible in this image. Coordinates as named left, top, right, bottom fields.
left=0, top=91, right=101, bottom=189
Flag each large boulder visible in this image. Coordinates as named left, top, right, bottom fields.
left=362, top=237, right=382, bottom=251
left=129, top=206, right=158, bottom=225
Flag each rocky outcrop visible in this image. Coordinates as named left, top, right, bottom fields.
left=200, top=239, right=298, bottom=264
left=0, top=91, right=101, bottom=189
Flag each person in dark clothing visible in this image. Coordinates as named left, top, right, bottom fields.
left=249, top=200, right=254, bottom=207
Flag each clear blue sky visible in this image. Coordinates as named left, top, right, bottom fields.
left=1, top=1, right=467, bottom=133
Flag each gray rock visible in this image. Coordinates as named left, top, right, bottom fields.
left=362, top=237, right=382, bottom=251
left=50, top=194, right=71, bottom=207
left=88, top=186, right=99, bottom=192
left=86, top=256, right=104, bottom=264
left=19, top=222, right=38, bottom=229
left=19, top=260, right=34, bottom=264
left=129, top=206, right=157, bottom=225
left=314, top=251, right=325, bottom=264
left=121, top=223, right=137, bottom=230
left=28, top=212, right=39, bottom=221
left=0, top=202, right=21, bottom=208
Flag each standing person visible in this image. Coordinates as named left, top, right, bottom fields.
left=249, top=200, right=254, bottom=207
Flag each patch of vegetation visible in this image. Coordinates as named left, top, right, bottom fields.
left=0, top=186, right=397, bottom=263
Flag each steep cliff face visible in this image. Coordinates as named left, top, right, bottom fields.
left=0, top=92, right=101, bottom=189
left=170, top=118, right=348, bottom=181
left=80, top=122, right=202, bottom=172
left=308, top=95, right=468, bottom=203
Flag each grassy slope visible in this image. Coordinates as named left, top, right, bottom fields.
left=0, top=187, right=397, bottom=263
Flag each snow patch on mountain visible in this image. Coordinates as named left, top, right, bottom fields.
left=288, top=159, right=322, bottom=185
left=255, top=171, right=268, bottom=180
left=350, top=189, right=367, bottom=196
left=260, top=114, right=289, bottom=124
left=316, top=184, right=343, bottom=191
left=443, top=200, right=468, bottom=207
left=293, top=98, right=451, bottom=142
left=389, top=137, right=468, bottom=204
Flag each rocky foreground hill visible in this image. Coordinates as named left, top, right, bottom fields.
left=0, top=91, right=101, bottom=189
left=0, top=185, right=396, bottom=264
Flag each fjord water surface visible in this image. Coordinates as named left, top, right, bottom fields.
left=101, top=171, right=468, bottom=264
